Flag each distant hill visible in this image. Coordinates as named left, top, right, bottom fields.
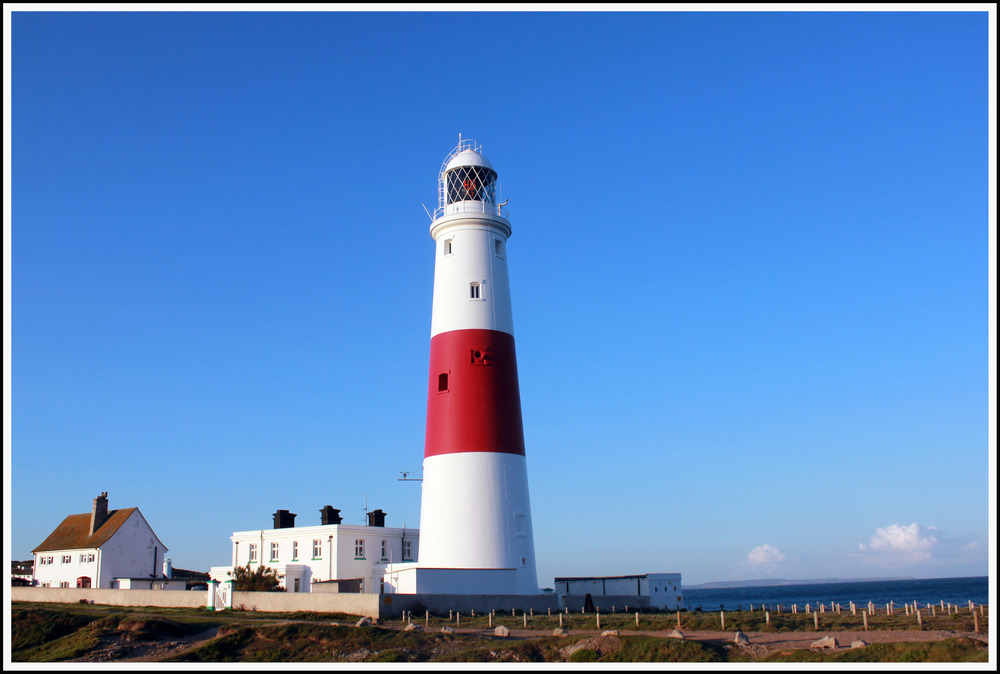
left=685, top=577, right=916, bottom=589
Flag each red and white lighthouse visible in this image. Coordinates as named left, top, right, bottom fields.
left=415, top=138, right=538, bottom=595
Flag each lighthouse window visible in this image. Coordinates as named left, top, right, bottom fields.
left=444, top=239, right=453, bottom=256
left=470, top=282, right=481, bottom=300
left=446, top=165, right=497, bottom=204
left=438, top=373, right=449, bottom=392
left=494, top=239, right=504, bottom=258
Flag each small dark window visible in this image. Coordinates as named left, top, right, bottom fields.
left=444, top=239, right=453, bottom=255
left=438, top=373, right=448, bottom=392
left=470, top=282, right=481, bottom=299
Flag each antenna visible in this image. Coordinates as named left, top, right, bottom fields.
left=398, top=470, right=423, bottom=482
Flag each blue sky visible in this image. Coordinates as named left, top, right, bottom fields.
left=5, top=8, right=994, bottom=588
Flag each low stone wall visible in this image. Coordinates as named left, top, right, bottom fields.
left=11, top=586, right=205, bottom=608
left=230, top=591, right=381, bottom=618
left=561, top=594, right=651, bottom=612
left=378, top=593, right=560, bottom=619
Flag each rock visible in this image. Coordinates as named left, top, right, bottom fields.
left=440, top=626, right=454, bottom=634
left=494, top=625, right=510, bottom=637
left=810, top=636, right=839, bottom=649
left=403, top=623, right=423, bottom=631
left=329, top=622, right=340, bottom=627
left=733, top=630, right=749, bottom=645
left=355, top=617, right=372, bottom=627
left=601, top=630, right=620, bottom=636
left=850, top=640, right=868, bottom=649
left=553, top=628, right=569, bottom=637
left=667, top=629, right=686, bottom=639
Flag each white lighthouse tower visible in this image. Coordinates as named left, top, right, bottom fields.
left=384, top=138, right=538, bottom=596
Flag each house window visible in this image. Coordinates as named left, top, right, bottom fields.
left=469, top=282, right=481, bottom=299
left=270, top=542, right=279, bottom=562
left=381, top=540, right=388, bottom=561
left=59, top=582, right=69, bottom=588
left=248, top=544, right=258, bottom=563
left=79, top=553, right=95, bottom=563
left=76, top=576, right=92, bottom=588
left=312, top=539, right=322, bottom=559
left=402, top=540, right=413, bottom=561
left=291, top=541, right=299, bottom=560
left=61, top=555, right=72, bottom=564
left=354, top=539, right=365, bottom=559
left=438, top=373, right=449, bottom=392
left=293, top=578, right=300, bottom=592
left=444, top=239, right=453, bottom=256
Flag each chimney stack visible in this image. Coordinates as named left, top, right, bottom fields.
left=89, top=492, right=109, bottom=536
left=367, top=509, right=386, bottom=527
left=272, top=509, right=297, bottom=529
left=320, top=506, right=342, bottom=525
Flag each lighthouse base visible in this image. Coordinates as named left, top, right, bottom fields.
left=382, top=564, right=524, bottom=595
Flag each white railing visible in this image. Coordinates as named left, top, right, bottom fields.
left=432, top=199, right=509, bottom=221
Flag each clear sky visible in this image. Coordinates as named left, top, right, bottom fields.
left=5, top=7, right=995, bottom=588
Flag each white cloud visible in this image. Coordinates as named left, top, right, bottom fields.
left=747, top=543, right=786, bottom=565
left=857, top=522, right=938, bottom=562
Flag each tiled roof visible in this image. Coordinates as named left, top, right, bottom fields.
left=32, top=508, right=138, bottom=553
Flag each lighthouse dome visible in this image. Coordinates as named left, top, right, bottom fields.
left=445, top=148, right=495, bottom=173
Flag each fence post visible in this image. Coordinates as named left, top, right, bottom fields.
left=523, top=612, right=527, bottom=628
left=766, top=610, right=770, bottom=627
left=720, top=611, right=725, bottom=631
left=863, top=610, right=869, bottom=631
left=851, top=602, right=856, bottom=615
left=677, top=610, right=681, bottom=628
left=814, top=611, right=819, bottom=630
left=456, top=612, right=460, bottom=627
left=596, top=610, right=601, bottom=630
left=425, top=610, right=429, bottom=627
left=916, top=609, right=922, bottom=629
left=489, top=612, right=493, bottom=628
left=974, top=609, right=980, bottom=633
left=931, top=605, right=936, bottom=618
left=635, top=612, right=639, bottom=628
left=559, top=612, right=563, bottom=628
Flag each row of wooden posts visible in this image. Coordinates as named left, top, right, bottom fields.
left=401, top=600, right=987, bottom=633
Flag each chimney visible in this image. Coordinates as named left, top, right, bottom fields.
left=272, top=509, right=297, bottom=529
left=320, top=506, right=342, bottom=525
left=89, top=492, right=109, bottom=536
left=367, top=509, right=386, bottom=527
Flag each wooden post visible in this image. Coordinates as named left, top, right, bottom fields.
left=851, top=602, right=856, bottom=615
left=931, top=605, right=936, bottom=618
left=969, top=600, right=974, bottom=611
left=635, top=612, right=639, bottom=628
left=425, top=610, right=429, bottom=627
left=456, top=612, right=460, bottom=627
left=523, top=613, right=527, bottom=628
left=720, top=611, right=725, bottom=631
left=677, top=610, right=681, bottom=628
left=559, top=612, right=563, bottom=628
left=886, top=602, right=891, bottom=616
left=489, top=612, right=493, bottom=628
left=792, top=604, right=797, bottom=614
left=596, top=611, right=601, bottom=630
left=449, top=610, right=453, bottom=620
left=916, top=609, right=922, bottom=629
left=530, top=608, right=533, bottom=617
left=974, top=609, right=980, bottom=633
left=765, top=610, right=770, bottom=627
left=863, top=610, right=869, bottom=631
left=548, top=608, right=551, bottom=616
left=814, top=611, right=819, bottom=630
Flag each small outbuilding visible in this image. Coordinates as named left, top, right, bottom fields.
left=554, top=573, right=683, bottom=610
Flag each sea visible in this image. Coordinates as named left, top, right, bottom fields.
left=681, top=576, right=989, bottom=612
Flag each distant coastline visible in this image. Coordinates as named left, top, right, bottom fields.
left=686, top=576, right=921, bottom=589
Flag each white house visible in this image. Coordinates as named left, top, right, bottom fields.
left=32, top=492, right=181, bottom=589
left=554, top=573, right=684, bottom=610
left=211, top=506, right=418, bottom=594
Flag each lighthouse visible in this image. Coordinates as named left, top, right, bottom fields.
left=387, top=138, right=538, bottom=595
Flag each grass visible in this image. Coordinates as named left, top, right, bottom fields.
left=11, top=601, right=989, bottom=664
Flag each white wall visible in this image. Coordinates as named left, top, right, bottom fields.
left=98, top=510, right=168, bottom=587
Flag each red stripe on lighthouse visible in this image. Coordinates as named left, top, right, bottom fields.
left=424, top=328, right=525, bottom=458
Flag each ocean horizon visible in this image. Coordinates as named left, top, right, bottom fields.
left=680, top=575, right=988, bottom=612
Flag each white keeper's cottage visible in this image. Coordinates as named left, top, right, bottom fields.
left=32, top=492, right=179, bottom=589
left=211, top=506, right=419, bottom=594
